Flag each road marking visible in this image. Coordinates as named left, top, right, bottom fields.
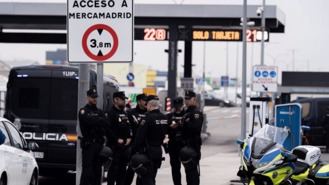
left=224, top=114, right=240, bottom=119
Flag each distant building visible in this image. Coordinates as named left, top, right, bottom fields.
left=46, top=49, right=67, bottom=65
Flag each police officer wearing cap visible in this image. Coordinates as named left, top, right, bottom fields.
left=125, top=94, right=148, bottom=185
left=181, top=90, right=203, bottom=185
left=132, top=96, right=169, bottom=185
left=106, top=91, right=133, bottom=185
left=167, top=97, right=185, bottom=185
left=79, top=87, right=108, bottom=185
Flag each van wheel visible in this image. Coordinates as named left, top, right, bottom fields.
left=29, top=172, right=38, bottom=185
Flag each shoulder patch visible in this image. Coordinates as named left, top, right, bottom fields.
left=140, top=120, right=146, bottom=126
left=80, top=109, right=85, bottom=115
left=194, top=113, right=200, bottom=119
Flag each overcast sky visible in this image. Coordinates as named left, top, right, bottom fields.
left=0, top=0, right=329, bottom=82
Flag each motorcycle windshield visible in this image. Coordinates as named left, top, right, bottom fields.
left=253, top=125, right=289, bottom=146
left=252, top=138, right=276, bottom=159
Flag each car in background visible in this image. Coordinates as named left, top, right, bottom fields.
left=0, top=117, right=39, bottom=185
left=204, top=93, right=235, bottom=107
left=293, top=97, right=329, bottom=149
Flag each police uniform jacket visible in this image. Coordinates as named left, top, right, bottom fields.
left=133, top=109, right=168, bottom=160
left=128, top=105, right=147, bottom=139
left=79, top=104, right=107, bottom=144
left=167, top=110, right=185, bottom=145
left=106, top=106, right=132, bottom=148
left=182, top=106, right=203, bottom=152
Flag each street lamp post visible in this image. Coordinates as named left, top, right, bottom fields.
left=260, top=0, right=266, bottom=66
left=241, top=0, right=248, bottom=140
left=203, top=42, right=206, bottom=91
left=225, top=42, right=229, bottom=100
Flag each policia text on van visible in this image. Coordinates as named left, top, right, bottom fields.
left=4, top=65, right=119, bottom=175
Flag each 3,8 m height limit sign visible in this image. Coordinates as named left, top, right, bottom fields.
left=67, top=0, right=133, bottom=63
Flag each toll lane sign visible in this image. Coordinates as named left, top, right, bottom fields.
left=252, top=65, right=278, bottom=92
left=68, top=0, right=133, bottom=63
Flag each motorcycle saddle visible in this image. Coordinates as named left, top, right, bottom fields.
left=293, top=161, right=309, bottom=175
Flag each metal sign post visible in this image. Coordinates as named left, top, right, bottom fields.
left=241, top=0, right=248, bottom=140
left=76, top=64, right=90, bottom=185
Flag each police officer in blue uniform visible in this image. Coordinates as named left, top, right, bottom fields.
left=132, top=95, right=169, bottom=185
left=125, top=94, right=148, bottom=185
left=107, top=91, right=132, bottom=185
left=181, top=90, right=203, bottom=185
left=167, top=97, right=185, bottom=185
left=79, top=87, right=108, bottom=185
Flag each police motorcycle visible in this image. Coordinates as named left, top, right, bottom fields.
left=237, top=124, right=329, bottom=185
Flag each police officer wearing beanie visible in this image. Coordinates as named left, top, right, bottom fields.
left=132, top=95, right=169, bottom=185
left=106, top=91, right=132, bottom=185
left=79, top=87, right=108, bottom=185
left=167, top=97, right=185, bottom=185
left=181, top=90, right=203, bottom=185
left=125, top=94, right=148, bottom=185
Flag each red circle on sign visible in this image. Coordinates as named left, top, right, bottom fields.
left=82, top=24, right=119, bottom=61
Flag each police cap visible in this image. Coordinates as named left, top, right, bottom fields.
left=113, top=91, right=128, bottom=100
left=136, top=94, right=148, bottom=101
left=185, top=90, right=196, bottom=99
left=87, top=87, right=98, bottom=98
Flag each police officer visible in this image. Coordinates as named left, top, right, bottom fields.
left=125, top=94, right=148, bottom=185
left=79, top=87, right=108, bottom=185
left=181, top=90, right=203, bottom=185
left=167, top=97, right=185, bottom=185
left=128, top=94, right=148, bottom=140
left=132, top=96, right=169, bottom=185
left=107, top=91, right=132, bottom=185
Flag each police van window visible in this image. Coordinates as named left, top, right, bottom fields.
left=0, top=122, right=11, bottom=146
left=19, top=88, right=39, bottom=109
left=4, top=121, right=23, bottom=149
left=12, top=78, right=51, bottom=119
left=301, top=102, right=311, bottom=119
left=50, top=78, right=78, bottom=120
